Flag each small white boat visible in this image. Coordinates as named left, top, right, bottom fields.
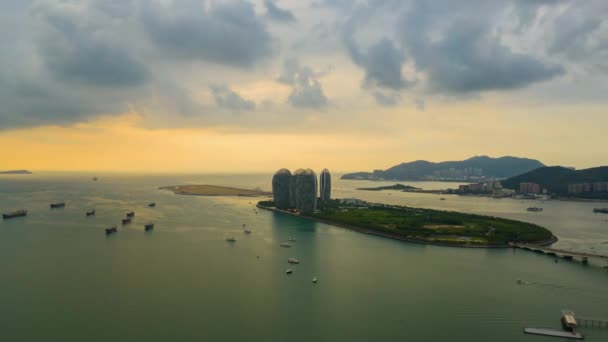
left=312, top=277, right=318, bottom=283
left=288, top=237, right=296, bottom=242
left=226, top=237, right=236, bottom=242
left=280, top=243, right=291, bottom=248
left=286, top=269, right=293, bottom=274
left=288, top=258, right=300, bottom=264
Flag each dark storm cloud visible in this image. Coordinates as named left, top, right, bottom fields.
left=142, top=0, right=274, bottom=68
left=210, top=85, right=256, bottom=111
left=264, top=0, right=296, bottom=22
left=347, top=38, right=409, bottom=90
left=32, top=1, right=148, bottom=87
left=396, top=1, right=565, bottom=93
left=278, top=59, right=328, bottom=109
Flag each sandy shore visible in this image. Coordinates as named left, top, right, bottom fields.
left=160, top=185, right=272, bottom=197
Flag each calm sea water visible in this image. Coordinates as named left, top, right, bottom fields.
left=0, top=173, right=607, bottom=342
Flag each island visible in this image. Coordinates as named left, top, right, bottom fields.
left=257, top=199, right=555, bottom=247
left=357, top=184, right=421, bottom=191
left=0, top=170, right=32, bottom=174
left=161, top=185, right=271, bottom=197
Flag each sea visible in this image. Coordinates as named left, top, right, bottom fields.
left=0, top=173, right=607, bottom=342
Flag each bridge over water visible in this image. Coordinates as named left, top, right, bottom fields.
left=515, top=244, right=608, bottom=263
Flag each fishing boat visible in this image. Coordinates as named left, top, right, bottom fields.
left=526, top=207, right=543, bottom=212
left=285, top=269, right=293, bottom=274
left=2, top=209, right=27, bottom=219
left=105, top=226, right=118, bottom=235
left=144, top=223, right=154, bottom=231
left=593, top=208, right=608, bottom=214
left=148, top=202, right=156, bottom=207
left=280, top=243, right=291, bottom=248
left=50, top=202, right=65, bottom=209
left=122, top=217, right=132, bottom=224
left=312, top=277, right=318, bottom=284
left=226, top=237, right=236, bottom=242
left=86, top=210, right=96, bottom=216
left=126, top=211, right=135, bottom=218
left=288, top=258, right=300, bottom=264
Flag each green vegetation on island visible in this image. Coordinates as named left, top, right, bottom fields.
left=502, top=166, right=608, bottom=198
left=357, top=184, right=421, bottom=191
left=257, top=199, right=554, bottom=247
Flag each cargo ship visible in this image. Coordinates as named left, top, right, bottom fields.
left=50, top=202, right=65, bottom=209
left=2, top=209, right=27, bottom=219
left=593, top=208, right=608, bottom=214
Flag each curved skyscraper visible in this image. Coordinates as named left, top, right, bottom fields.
left=288, top=175, right=297, bottom=208
left=320, top=168, right=331, bottom=202
left=294, top=168, right=317, bottom=214
left=272, top=168, right=292, bottom=210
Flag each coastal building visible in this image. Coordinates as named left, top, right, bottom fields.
left=272, top=169, right=292, bottom=210
left=288, top=175, right=297, bottom=208
left=320, top=168, right=331, bottom=201
left=568, top=182, right=608, bottom=194
left=519, top=182, right=540, bottom=194
left=294, top=168, right=318, bottom=214
left=458, top=181, right=502, bottom=194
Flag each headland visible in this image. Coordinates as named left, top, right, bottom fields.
left=161, top=185, right=272, bottom=197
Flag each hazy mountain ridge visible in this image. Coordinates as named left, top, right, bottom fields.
left=341, top=156, right=544, bottom=181
left=501, top=166, right=608, bottom=195
left=0, top=170, right=32, bottom=174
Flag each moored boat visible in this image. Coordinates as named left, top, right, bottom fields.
left=148, top=202, right=156, bottom=207
left=593, top=208, right=608, bottom=214
left=50, top=202, right=65, bottom=209
left=86, top=210, right=96, bottom=216
left=286, top=269, right=293, bottom=274
left=2, top=209, right=27, bottom=219
left=226, top=237, right=236, bottom=242
left=105, top=226, right=118, bottom=235
left=144, top=223, right=154, bottom=231
left=526, top=207, right=543, bottom=212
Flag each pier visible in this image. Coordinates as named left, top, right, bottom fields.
left=515, top=244, right=608, bottom=262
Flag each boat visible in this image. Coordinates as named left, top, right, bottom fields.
left=126, top=211, right=135, bottom=218
left=288, top=237, right=296, bottom=242
left=285, top=269, right=293, bottom=274
left=440, top=198, right=446, bottom=201
left=593, top=208, right=608, bottom=214
left=244, top=229, right=252, bottom=234
left=122, top=217, right=131, bottom=225
left=280, top=243, right=291, bottom=248
left=105, top=226, right=118, bottom=235
left=226, top=237, right=236, bottom=242
left=312, top=277, right=318, bottom=284
left=92, top=177, right=98, bottom=181
left=50, top=202, right=65, bottom=209
left=86, top=210, right=96, bottom=217
left=527, top=207, right=543, bottom=212
left=144, top=223, right=154, bottom=231
left=288, top=258, right=300, bottom=264
left=2, top=209, right=27, bottom=219
left=148, top=202, right=156, bottom=207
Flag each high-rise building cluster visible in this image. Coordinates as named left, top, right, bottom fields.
left=568, top=182, right=608, bottom=194
left=519, top=182, right=541, bottom=194
left=272, top=168, right=332, bottom=213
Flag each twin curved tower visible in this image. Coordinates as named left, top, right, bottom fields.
left=272, top=168, right=331, bottom=213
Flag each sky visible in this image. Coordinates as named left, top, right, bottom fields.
left=1, top=0, right=607, bottom=173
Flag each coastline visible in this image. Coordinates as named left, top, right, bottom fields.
left=161, top=185, right=272, bottom=197
left=256, top=204, right=558, bottom=249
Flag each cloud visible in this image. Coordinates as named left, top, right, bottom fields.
left=372, top=91, right=400, bottom=106
left=396, top=1, right=565, bottom=93
left=31, top=0, right=148, bottom=87
left=264, top=0, right=296, bottom=22
left=278, top=59, right=328, bottom=109
left=142, top=0, right=274, bottom=68
left=210, top=85, right=256, bottom=111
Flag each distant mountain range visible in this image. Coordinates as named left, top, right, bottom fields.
left=341, top=156, right=545, bottom=181
left=502, top=166, right=608, bottom=195
left=0, top=170, right=32, bottom=174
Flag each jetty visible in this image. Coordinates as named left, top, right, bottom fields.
left=515, top=244, right=608, bottom=262
left=524, top=311, right=586, bottom=340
